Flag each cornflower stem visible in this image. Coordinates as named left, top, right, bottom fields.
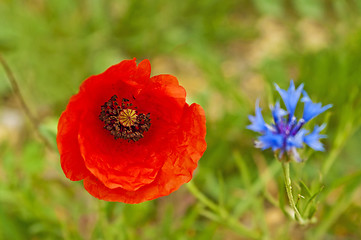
left=281, top=161, right=306, bottom=225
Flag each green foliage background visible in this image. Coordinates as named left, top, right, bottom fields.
left=1, top=0, right=361, bottom=239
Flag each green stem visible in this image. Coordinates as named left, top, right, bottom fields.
left=0, top=53, right=53, bottom=150
left=281, top=161, right=306, bottom=225
left=187, top=181, right=219, bottom=213
left=187, top=181, right=261, bottom=239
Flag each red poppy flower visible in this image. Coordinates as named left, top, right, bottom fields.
left=56, top=58, right=207, bottom=204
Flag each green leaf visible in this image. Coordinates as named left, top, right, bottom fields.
left=302, top=186, right=324, bottom=219
left=299, top=180, right=312, bottom=198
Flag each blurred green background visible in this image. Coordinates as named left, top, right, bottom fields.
left=1, top=0, right=361, bottom=239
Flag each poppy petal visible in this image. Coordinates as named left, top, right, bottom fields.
left=136, top=74, right=186, bottom=123
left=83, top=103, right=206, bottom=203
left=57, top=93, right=91, bottom=181
left=77, top=100, right=168, bottom=191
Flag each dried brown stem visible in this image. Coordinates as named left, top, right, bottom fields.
left=0, top=53, right=53, bottom=150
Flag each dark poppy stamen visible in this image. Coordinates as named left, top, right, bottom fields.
left=99, top=95, right=151, bottom=142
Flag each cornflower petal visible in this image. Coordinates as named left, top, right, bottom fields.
left=271, top=101, right=287, bottom=126
left=287, top=129, right=308, bottom=150
left=247, top=99, right=268, bottom=133
left=248, top=80, right=331, bottom=162
left=290, top=147, right=302, bottom=162
left=275, top=80, right=304, bottom=118
left=256, top=131, right=283, bottom=151
left=301, top=91, right=333, bottom=122
left=303, top=124, right=327, bottom=151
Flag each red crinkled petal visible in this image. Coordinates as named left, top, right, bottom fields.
left=83, top=103, right=207, bottom=203
left=81, top=58, right=151, bottom=94
left=176, top=103, right=207, bottom=166
left=136, top=74, right=186, bottom=123
left=78, top=111, right=168, bottom=191
left=57, top=93, right=91, bottom=181
left=77, top=72, right=189, bottom=192
left=57, top=59, right=150, bottom=182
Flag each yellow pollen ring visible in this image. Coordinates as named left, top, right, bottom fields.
left=119, top=109, right=137, bottom=127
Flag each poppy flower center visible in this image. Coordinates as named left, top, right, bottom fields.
left=99, top=95, right=151, bottom=142
left=119, top=109, right=137, bottom=127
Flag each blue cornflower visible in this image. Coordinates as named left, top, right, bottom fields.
left=247, top=80, right=332, bottom=162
